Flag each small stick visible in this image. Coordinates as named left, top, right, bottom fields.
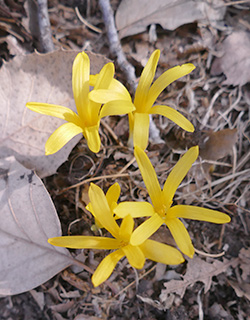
left=27, top=0, right=54, bottom=53
left=98, top=0, right=136, bottom=91
left=75, top=7, right=102, bottom=33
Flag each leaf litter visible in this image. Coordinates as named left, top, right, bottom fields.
left=0, top=0, right=250, bottom=319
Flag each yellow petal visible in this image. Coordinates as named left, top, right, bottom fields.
left=89, top=89, right=131, bottom=104
left=145, top=63, right=196, bottom=110
left=130, top=213, right=163, bottom=246
left=84, top=125, right=101, bottom=153
left=26, top=102, right=82, bottom=126
left=100, top=100, right=135, bottom=118
left=92, top=249, right=124, bottom=287
left=166, top=218, right=194, bottom=258
left=89, top=183, right=120, bottom=238
left=108, top=78, right=132, bottom=100
left=122, top=244, right=145, bottom=269
left=168, top=205, right=231, bottom=223
left=140, top=239, right=184, bottom=265
left=94, top=62, right=114, bottom=90
left=106, top=183, right=121, bottom=208
left=133, top=112, right=150, bottom=150
left=114, top=201, right=155, bottom=218
left=89, top=74, right=98, bottom=87
left=45, top=122, right=83, bottom=155
left=163, top=146, right=199, bottom=206
left=119, top=215, right=134, bottom=241
left=150, top=105, right=194, bottom=132
left=72, top=52, right=90, bottom=119
left=134, top=50, right=160, bottom=112
left=134, top=146, right=162, bottom=210
left=48, top=236, right=120, bottom=249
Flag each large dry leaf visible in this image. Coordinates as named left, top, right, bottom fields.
left=116, top=0, right=225, bottom=39
left=0, top=50, right=109, bottom=178
left=211, top=31, right=250, bottom=86
left=199, top=128, right=238, bottom=174
left=160, top=256, right=238, bottom=302
left=0, top=156, right=73, bottom=297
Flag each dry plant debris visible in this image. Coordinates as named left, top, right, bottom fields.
left=0, top=0, right=249, bottom=319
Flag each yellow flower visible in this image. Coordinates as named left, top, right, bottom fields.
left=26, top=52, right=135, bottom=154
left=114, top=146, right=231, bottom=258
left=48, top=183, right=184, bottom=287
left=89, top=50, right=195, bottom=149
left=86, top=182, right=120, bottom=230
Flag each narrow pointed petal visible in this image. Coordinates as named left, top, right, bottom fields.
left=133, top=112, right=150, bottom=150
left=114, top=202, right=155, bottom=218
left=134, top=146, right=162, bottom=210
left=163, top=146, right=199, bottom=206
left=26, top=102, right=81, bottom=125
left=89, top=89, right=131, bottom=104
left=140, top=239, right=184, bottom=265
left=168, top=205, right=231, bottom=223
left=130, top=213, right=163, bottom=246
left=89, top=183, right=120, bottom=237
left=48, top=236, right=120, bottom=249
left=106, top=183, right=121, bottom=208
left=72, top=52, right=90, bottom=119
left=89, top=74, right=98, bottom=87
left=166, top=218, right=194, bottom=258
left=92, top=249, right=124, bottom=287
left=146, top=63, right=196, bottom=110
left=122, top=244, right=145, bottom=269
left=150, top=105, right=194, bottom=132
left=119, top=215, right=134, bottom=241
left=134, top=50, right=160, bottom=112
left=100, top=100, right=135, bottom=118
left=94, top=62, right=114, bottom=90
left=84, top=125, right=101, bottom=153
left=45, top=122, right=83, bottom=155
left=108, top=78, right=131, bottom=100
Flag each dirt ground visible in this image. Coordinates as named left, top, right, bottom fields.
left=0, top=0, right=250, bottom=319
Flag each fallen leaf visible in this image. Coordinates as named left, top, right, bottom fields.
left=160, top=256, right=238, bottom=301
left=211, top=31, right=250, bottom=86
left=0, top=50, right=110, bottom=178
left=0, top=156, right=73, bottom=297
left=228, top=280, right=250, bottom=301
left=239, top=247, right=250, bottom=281
left=116, top=0, right=225, bottom=39
left=200, top=128, right=238, bottom=161
left=199, top=128, right=238, bottom=174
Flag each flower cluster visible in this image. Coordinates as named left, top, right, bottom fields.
left=27, top=50, right=231, bottom=287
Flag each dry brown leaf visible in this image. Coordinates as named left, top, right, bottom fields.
left=199, top=128, right=238, bottom=174
left=200, top=128, right=238, bottom=161
left=116, top=0, right=225, bottom=39
left=160, top=256, right=238, bottom=302
left=211, top=31, right=250, bottom=86
left=0, top=156, right=73, bottom=297
left=239, top=247, right=250, bottom=281
left=0, top=50, right=109, bottom=178
left=228, top=280, right=250, bottom=301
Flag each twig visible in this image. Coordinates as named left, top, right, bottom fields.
left=27, top=0, right=54, bottom=53
left=98, top=0, right=136, bottom=91
left=75, top=7, right=102, bottom=33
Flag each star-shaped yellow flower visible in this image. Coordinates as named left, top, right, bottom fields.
left=48, top=183, right=184, bottom=287
left=26, top=51, right=135, bottom=154
left=89, top=50, right=195, bottom=149
left=114, top=146, right=231, bottom=258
